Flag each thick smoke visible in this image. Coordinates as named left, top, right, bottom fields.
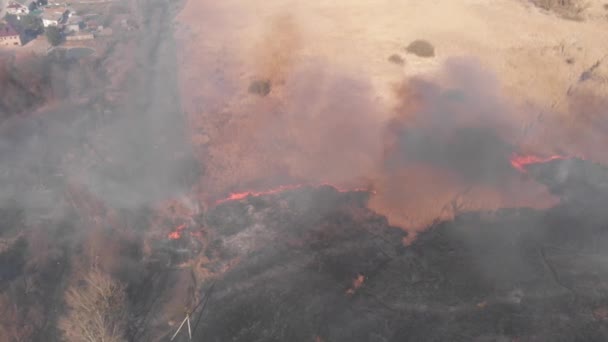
left=384, top=58, right=516, bottom=184
left=369, top=59, right=559, bottom=233
left=197, top=29, right=557, bottom=234
left=0, top=19, right=197, bottom=217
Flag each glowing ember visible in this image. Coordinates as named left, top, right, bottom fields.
left=346, top=274, right=365, bottom=296
left=215, top=183, right=374, bottom=205
left=168, top=223, right=187, bottom=240
left=510, top=153, right=567, bottom=173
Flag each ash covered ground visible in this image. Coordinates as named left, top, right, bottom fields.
left=178, top=159, right=608, bottom=342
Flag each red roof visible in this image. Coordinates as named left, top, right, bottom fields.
left=0, top=24, right=19, bottom=38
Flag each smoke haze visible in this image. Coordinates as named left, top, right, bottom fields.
left=2, top=1, right=608, bottom=340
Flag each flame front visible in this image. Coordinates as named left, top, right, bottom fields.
left=215, top=183, right=374, bottom=205
left=168, top=223, right=187, bottom=240
left=346, top=274, right=365, bottom=296
left=510, top=153, right=567, bottom=173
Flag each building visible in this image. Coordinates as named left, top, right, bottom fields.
left=65, top=33, right=93, bottom=41
left=0, top=23, right=22, bottom=47
left=64, top=15, right=83, bottom=32
left=41, top=8, right=69, bottom=27
left=5, top=1, right=29, bottom=16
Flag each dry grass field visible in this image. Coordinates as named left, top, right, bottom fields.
left=174, top=0, right=608, bottom=235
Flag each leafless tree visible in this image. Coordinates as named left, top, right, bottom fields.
left=59, top=268, right=128, bottom=342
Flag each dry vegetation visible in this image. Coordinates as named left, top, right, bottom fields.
left=60, top=269, right=128, bottom=342
left=0, top=52, right=100, bottom=121
left=530, top=0, right=590, bottom=20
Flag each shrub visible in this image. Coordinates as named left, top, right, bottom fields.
left=406, top=40, right=435, bottom=58
left=388, top=54, right=405, bottom=65
left=248, top=79, right=271, bottom=97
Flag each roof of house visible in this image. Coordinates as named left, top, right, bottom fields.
left=67, top=15, right=83, bottom=24
left=11, top=0, right=33, bottom=6
left=0, top=23, right=19, bottom=38
left=42, top=10, right=62, bottom=21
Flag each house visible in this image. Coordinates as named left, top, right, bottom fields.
left=65, top=32, right=93, bottom=41
left=5, top=1, right=29, bottom=16
left=65, top=15, right=83, bottom=32
left=41, top=8, right=69, bottom=27
left=0, top=23, right=22, bottom=47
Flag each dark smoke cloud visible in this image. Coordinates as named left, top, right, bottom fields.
left=384, top=58, right=517, bottom=185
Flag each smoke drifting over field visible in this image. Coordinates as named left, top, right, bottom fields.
left=2, top=1, right=608, bottom=340
left=201, top=41, right=562, bottom=232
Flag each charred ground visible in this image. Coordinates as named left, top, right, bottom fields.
left=191, top=159, right=608, bottom=342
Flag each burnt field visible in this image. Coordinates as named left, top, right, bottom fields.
left=4, top=156, right=608, bottom=341
left=173, top=159, right=608, bottom=342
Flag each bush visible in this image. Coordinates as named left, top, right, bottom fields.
left=45, top=26, right=63, bottom=46
left=406, top=40, right=435, bottom=58
left=248, top=79, right=271, bottom=97
left=388, top=54, right=405, bottom=65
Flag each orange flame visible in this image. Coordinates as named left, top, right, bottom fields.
left=168, top=223, right=187, bottom=240
left=215, top=183, right=374, bottom=205
left=345, top=274, right=365, bottom=296
left=510, top=153, right=567, bottom=173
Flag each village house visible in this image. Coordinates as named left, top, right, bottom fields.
left=64, top=15, right=83, bottom=33
left=5, top=0, right=30, bottom=16
left=0, top=23, right=22, bottom=47
left=41, top=8, right=69, bottom=27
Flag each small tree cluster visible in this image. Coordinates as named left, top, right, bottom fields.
left=45, top=26, right=63, bottom=46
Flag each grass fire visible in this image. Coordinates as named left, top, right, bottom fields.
left=2, top=0, right=608, bottom=341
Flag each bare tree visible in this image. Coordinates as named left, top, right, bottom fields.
left=59, top=268, right=128, bottom=342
